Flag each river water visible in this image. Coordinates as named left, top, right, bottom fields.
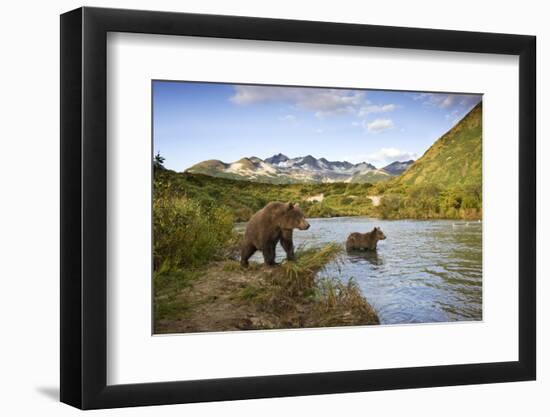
left=236, top=217, right=482, bottom=325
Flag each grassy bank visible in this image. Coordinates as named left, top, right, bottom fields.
left=155, top=168, right=481, bottom=222
left=153, top=168, right=379, bottom=332
left=154, top=243, right=379, bottom=333
left=155, top=168, right=376, bottom=222
left=373, top=182, right=482, bottom=220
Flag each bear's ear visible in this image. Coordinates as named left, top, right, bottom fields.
left=287, top=202, right=294, bottom=210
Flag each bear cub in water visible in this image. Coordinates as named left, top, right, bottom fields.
left=346, top=227, right=386, bottom=251
left=241, top=201, right=310, bottom=267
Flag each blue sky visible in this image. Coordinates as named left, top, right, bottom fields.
left=153, top=81, right=481, bottom=171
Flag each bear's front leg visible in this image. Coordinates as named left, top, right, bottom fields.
left=240, top=242, right=257, bottom=267
left=262, top=242, right=278, bottom=266
left=280, top=229, right=295, bottom=261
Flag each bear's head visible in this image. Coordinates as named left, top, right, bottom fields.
left=281, top=202, right=310, bottom=231
left=372, top=226, right=386, bottom=240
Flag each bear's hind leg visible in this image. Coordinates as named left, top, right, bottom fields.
left=262, top=242, right=277, bottom=266
left=240, top=242, right=257, bottom=267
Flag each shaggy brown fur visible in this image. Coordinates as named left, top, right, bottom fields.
left=241, top=202, right=310, bottom=267
left=346, top=227, right=386, bottom=251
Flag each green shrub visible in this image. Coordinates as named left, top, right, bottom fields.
left=153, top=195, right=234, bottom=271
left=378, top=194, right=403, bottom=218
left=340, top=196, right=354, bottom=205
left=304, top=202, right=334, bottom=218
left=377, top=184, right=481, bottom=220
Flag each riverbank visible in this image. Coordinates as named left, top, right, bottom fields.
left=155, top=170, right=376, bottom=221
left=155, top=170, right=481, bottom=222
left=154, top=244, right=379, bottom=334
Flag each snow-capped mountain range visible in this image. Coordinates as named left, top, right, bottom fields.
left=185, top=154, right=414, bottom=184
left=380, top=160, right=416, bottom=176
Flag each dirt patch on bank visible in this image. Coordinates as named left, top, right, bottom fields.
left=305, top=193, right=325, bottom=203
left=155, top=263, right=278, bottom=333
left=367, top=195, right=382, bottom=206
left=154, top=246, right=379, bottom=334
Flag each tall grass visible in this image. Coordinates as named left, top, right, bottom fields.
left=313, top=278, right=379, bottom=326
left=280, top=243, right=342, bottom=287
left=153, top=194, right=236, bottom=322
left=153, top=195, right=235, bottom=272
left=376, top=183, right=482, bottom=220
left=237, top=243, right=379, bottom=327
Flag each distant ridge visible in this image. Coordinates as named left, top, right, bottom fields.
left=382, top=160, right=414, bottom=176
left=186, top=153, right=414, bottom=184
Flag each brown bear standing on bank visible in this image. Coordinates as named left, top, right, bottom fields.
left=346, top=227, right=386, bottom=252
left=240, top=202, right=310, bottom=267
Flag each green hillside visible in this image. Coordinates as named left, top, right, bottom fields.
left=155, top=170, right=376, bottom=222
left=376, top=102, right=482, bottom=219
left=392, top=102, right=481, bottom=188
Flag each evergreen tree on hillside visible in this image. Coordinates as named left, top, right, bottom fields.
left=154, top=152, right=166, bottom=170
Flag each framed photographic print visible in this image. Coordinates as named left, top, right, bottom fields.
left=60, top=6, right=536, bottom=409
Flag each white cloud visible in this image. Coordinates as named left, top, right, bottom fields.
left=279, top=114, right=297, bottom=122
left=359, top=103, right=397, bottom=116
left=230, top=85, right=365, bottom=117
left=366, top=118, right=394, bottom=133
left=362, top=148, right=418, bottom=167
left=445, top=109, right=461, bottom=124
left=412, top=92, right=430, bottom=101
left=413, top=93, right=454, bottom=108
left=459, top=95, right=482, bottom=107
left=412, top=92, right=481, bottom=109
left=445, top=109, right=459, bottom=119
left=440, top=95, right=455, bottom=108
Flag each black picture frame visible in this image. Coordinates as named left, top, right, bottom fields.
left=60, top=6, right=536, bottom=410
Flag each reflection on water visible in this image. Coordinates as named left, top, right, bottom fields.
left=347, top=250, right=384, bottom=266
left=235, top=217, right=482, bottom=325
